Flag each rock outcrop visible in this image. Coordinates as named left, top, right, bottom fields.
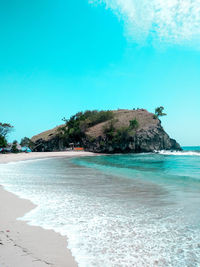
left=83, top=109, right=181, bottom=153
left=31, top=125, right=66, bottom=152
left=31, top=109, right=181, bottom=153
left=83, top=124, right=181, bottom=153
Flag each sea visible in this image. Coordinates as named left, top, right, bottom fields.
left=0, top=147, right=200, bottom=267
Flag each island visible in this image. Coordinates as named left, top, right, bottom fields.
left=31, top=108, right=181, bottom=153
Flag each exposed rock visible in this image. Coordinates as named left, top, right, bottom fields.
left=83, top=125, right=181, bottom=153
left=83, top=109, right=181, bottom=153
left=31, top=125, right=66, bottom=152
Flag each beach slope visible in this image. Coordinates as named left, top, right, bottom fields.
left=0, top=151, right=95, bottom=267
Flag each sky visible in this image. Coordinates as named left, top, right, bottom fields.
left=1, top=0, right=200, bottom=146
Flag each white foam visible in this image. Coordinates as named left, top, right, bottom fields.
left=157, top=150, right=200, bottom=156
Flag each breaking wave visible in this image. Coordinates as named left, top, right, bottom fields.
left=157, top=150, right=200, bottom=156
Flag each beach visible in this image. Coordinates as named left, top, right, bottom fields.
left=0, top=151, right=200, bottom=266
left=0, top=151, right=95, bottom=164
left=0, top=151, right=95, bottom=267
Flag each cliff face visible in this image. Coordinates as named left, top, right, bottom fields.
left=83, top=109, right=181, bottom=153
left=84, top=125, right=180, bottom=153
left=31, top=109, right=181, bottom=153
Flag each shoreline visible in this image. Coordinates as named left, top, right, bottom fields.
left=0, top=151, right=96, bottom=267
left=0, top=151, right=97, bottom=164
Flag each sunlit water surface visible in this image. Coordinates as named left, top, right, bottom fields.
left=0, top=149, right=200, bottom=267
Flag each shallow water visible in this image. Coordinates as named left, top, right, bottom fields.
left=0, top=150, right=200, bottom=267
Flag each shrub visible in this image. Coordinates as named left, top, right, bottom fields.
left=103, top=122, right=132, bottom=146
left=129, top=118, right=139, bottom=130
left=83, top=110, right=114, bottom=127
left=115, top=127, right=131, bottom=142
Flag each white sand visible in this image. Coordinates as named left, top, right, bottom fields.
left=0, top=151, right=96, bottom=267
left=0, top=151, right=96, bottom=164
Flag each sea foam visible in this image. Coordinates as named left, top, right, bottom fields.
left=157, top=150, right=200, bottom=156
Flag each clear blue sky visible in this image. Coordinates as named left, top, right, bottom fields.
left=1, top=0, right=200, bottom=146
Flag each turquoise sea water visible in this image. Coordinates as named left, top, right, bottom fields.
left=0, top=149, right=200, bottom=266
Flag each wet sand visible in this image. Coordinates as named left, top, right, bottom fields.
left=0, top=151, right=96, bottom=267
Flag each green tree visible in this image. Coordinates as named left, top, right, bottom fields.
left=11, top=140, right=19, bottom=153
left=154, top=106, right=167, bottom=118
left=0, top=123, right=14, bottom=138
left=0, top=135, right=7, bottom=148
left=0, top=123, right=14, bottom=148
left=20, top=137, right=34, bottom=149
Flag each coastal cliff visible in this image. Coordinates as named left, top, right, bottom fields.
left=31, top=109, right=181, bottom=153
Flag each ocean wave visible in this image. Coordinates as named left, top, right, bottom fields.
left=157, top=150, right=200, bottom=156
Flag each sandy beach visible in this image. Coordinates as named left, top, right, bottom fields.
left=0, top=151, right=96, bottom=164
left=0, top=151, right=95, bottom=267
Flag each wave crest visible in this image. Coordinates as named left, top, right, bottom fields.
left=157, top=150, right=200, bottom=156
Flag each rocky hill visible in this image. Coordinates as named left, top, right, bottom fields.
left=31, top=109, right=181, bottom=153
left=31, top=125, right=65, bottom=152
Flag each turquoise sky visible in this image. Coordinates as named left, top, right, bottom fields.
left=1, top=0, right=200, bottom=146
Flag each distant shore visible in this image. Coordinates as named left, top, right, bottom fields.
left=0, top=151, right=96, bottom=267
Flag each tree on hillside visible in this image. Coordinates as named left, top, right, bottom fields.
left=154, top=106, right=167, bottom=118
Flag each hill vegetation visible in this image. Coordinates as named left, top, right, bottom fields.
left=58, top=110, right=114, bottom=145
